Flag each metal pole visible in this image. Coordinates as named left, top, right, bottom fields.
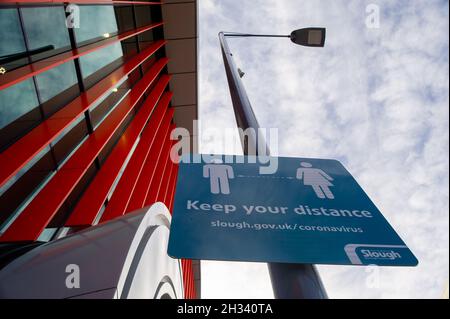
left=224, top=33, right=290, bottom=38
left=219, top=31, right=328, bottom=299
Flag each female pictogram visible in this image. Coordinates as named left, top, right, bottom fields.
left=296, top=162, right=334, bottom=199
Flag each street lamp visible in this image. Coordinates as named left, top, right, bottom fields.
left=221, top=27, right=326, bottom=47
left=290, top=27, right=326, bottom=47
left=218, top=29, right=327, bottom=299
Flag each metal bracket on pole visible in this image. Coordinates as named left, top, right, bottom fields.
left=218, top=31, right=328, bottom=299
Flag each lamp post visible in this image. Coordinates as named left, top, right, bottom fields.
left=218, top=28, right=328, bottom=299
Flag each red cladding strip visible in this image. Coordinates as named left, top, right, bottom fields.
left=162, top=142, right=179, bottom=209
left=183, top=260, right=188, bottom=299
left=0, top=23, right=163, bottom=91
left=0, top=42, right=167, bottom=189
left=126, top=118, right=172, bottom=212
left=99, top=100, right=174, bottom=223
left=186, top=260, right=191, bottom=299
left=192, top=261, right=197, bottom=298
left=168, top=157, right=180, bottom=213
left=0, top=1, right=161, bottom=4
left=183, top=259, right=189, bottom=299
left=190, top=261, right=195, bottom=299
left=155, top=141, right=176, bottom=203
left=188, top=261, right=193, bottom=299
left=180, top=260, right=185, bottom=297
left=187, top=260, right=193, bottom=299
left=143, top=130, right=174, bottom=207
left=190, top=260, right=197, bottom=299
left=161, top=160, right=175, bottom=208
left=65, top=93, right=172, bottom=227
left=191, top=261, right=195, bottom=299
left=164, top=156, right=179, bottom=209
left=165, top=162, right=179, bottom=214
left=163, top=141, right=179, bottom=212
left=0, top=72, right=169, bottom=242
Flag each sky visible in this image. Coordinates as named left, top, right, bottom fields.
left=196, top=0, right=449, bottom=299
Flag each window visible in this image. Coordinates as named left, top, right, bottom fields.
left=74, top=5, right=119, bottom=45
left=0, top=79, right=39, bottom=131
left=34, top=61, right=78, bottom=103
left=20, top=6, right=71, bottom=59
left=0, top=9, right=27, bottom=71
left=0, top=2, right=168, bottom=238
left=79, top=42, right=123, bottom=79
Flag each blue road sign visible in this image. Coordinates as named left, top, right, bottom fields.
left=168, top=155, right=418, bottom=266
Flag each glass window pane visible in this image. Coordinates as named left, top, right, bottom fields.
left=35, top=61, right=78, bottom=103
left=0, top=9, right=28, bottom=71
left=0, top=9, right=26, bottom=57
left=74, top=5, right=118, bottom=44
left=0, top=79, right=39, bottom=130
left=79, top=42, right=123, bottom=79
left=20, top=6, right=70, bottom=51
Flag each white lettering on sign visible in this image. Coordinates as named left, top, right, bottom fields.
left=361, top=249, right=402, bottom=260
left=186, top=200, right=373, bottom=219
left=294, top=205, right=373, bottom=218
left=187, top=200, right=236, bottom=214
left=242, top=205, right=289, bottom=215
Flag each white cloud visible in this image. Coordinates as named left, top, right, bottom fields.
left=198, top=0, right=449, bottom=299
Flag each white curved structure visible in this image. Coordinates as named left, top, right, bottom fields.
left=0, top=203, right=183, bottom=299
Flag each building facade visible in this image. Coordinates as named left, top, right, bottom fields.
left=0, top=0, right=199, bottom=298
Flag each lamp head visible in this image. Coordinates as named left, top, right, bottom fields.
left=290, top=28, right=326, bottom=47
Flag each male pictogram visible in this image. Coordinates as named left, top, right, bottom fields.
left=203, top=159, right=234, bottom=195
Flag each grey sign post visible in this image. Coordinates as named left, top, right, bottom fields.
left=218, top=30, right=328, bottom=299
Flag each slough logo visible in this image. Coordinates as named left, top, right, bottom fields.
left=360, top=249, right=401, bottom=261
left=344, top=243, right=418, bottom=266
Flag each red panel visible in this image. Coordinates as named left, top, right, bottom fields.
left=189, top=260, right=197, bottom=299
left=0, top=23, right=163, bottom=91
left=0, top=1, right=161, bottom=4
left=184, top=259, right=189, bottom=299
left=186, top=260, right=192, bottom=299
left=65, top=93, right=172, bottom=227
left=190, top=261, right=195, bottom=298
left=161, top=159, right=175, bottom=207
left=155, top=140, right=176, bottom=203
left=143, top=127, right=175, bottom=207
left=168, top=158, right=180, bottom=213
left=163, top=135, right=179, bottom=211
left=0, top=42, right=166, bottom=189
left=185, top=259, right=195, bottom=299
left=126, top=116, right=172, bottom=212
left=190, top=261, right=196, bottom=298
left=0, top=73, right=169, bottom=242
left=62, top=74, right=168, bottom=172
left=165, top=161, right=179, bottom=214
left=98, top=98, right=174, bottom=223
left=181, top=259, right=187, bottom=298
left=187, top=260, right=194, bottom=299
